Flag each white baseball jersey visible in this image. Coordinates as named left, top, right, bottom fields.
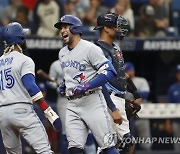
left=49, top=60, right=64, bottom=84
left=0, top=50, right=53, bottom=153
left=133, top=77, right=150, bottom=92
left=59, top=39, right=108, bottom=96
left=0, top=51, right=34, bottom=106
left=59, top=39, right=116, bottom=150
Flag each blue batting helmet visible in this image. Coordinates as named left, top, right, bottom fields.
left=54, top=15, right=83, bottom=35
left=1, top=22, right=28, bottom=45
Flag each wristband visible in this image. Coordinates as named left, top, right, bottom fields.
left=44, top=106, right=59, bottom=124
left=38, top=100, right=49, bottom=111
left=32, top=91, right=43, bottom=102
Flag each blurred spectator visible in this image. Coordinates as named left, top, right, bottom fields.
left=130, top=0, right=149, bottom=16
left=125, top=62, right=152, bottom=151
left=125, top=62, right=150, bottom=100
left=64, top=0, right=77, bottom=14
left=167, top=64, right=180, bottom=152
left=22, top=0, right=38, bottom=10
left=22, top=0, right=38, bottom=22
left=84, top=0, right=110, bottom=26
left=64, top=0, right=89, bottom=21
left=111, top=0, right=135, bottom=33
left=33, top=0, right=63, bottom=37
left=0, top=0, right=10, bottom=12
left=102, top=0, right=116, bottom=8
left=145, top=0, right=169, bottom=37
left=15, top=5, right=32, bottom=34
left=167, top=64, right=180, bottom=103
left=0, top=0, right=22, bottom=26
left=134, top=5, right=157, bottom=37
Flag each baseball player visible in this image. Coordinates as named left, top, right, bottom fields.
left=0, top=22, right=61, bottom=154
left=93, top=13, right=142, bottom=154
left=48, top=60, right=97, bottom=154
left=54, top=15, right=120, bottom=154
left=48, top=59, right=69, bottom=154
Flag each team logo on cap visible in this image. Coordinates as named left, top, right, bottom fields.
left=60, top=16, right=65, bottom=21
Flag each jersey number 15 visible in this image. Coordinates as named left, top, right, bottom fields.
left=0, top=68, right=15, bottom=90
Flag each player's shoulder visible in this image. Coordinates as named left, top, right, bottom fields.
left=81, top=39, right=104, bottom=54
left=81, top=39, right=99, bottom=48
left=13, top=51, right=34, bottom=65
left=134, top=76, right=148, bottom=83
left=59, top=45, right=68, bottom=54
left=51, top=60, right=60, bottom=67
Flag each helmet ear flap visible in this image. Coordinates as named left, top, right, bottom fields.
left=70, top=25, right=83, bottom=35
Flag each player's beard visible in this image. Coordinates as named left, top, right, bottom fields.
left=66, top=35, right=74, bottom=45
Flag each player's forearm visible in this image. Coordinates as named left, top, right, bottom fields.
left=87, top=71, right=116, bottom=90
left=85, top=61, right=117, bottom=90
left=36, top=98, right=62, bottom=132
left=102, top=85, right=117, bottom=112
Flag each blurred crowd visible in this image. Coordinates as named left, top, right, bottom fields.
left=0, top=0, right=180, bottom=153
left=1, top=0, right=179, bottom=38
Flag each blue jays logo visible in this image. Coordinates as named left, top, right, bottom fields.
left=61, top=16, right=65, bottom=21
left=73, top=73, right=85, bottom=83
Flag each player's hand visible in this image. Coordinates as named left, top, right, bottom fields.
left=57, top=80, right=66, bottom=96
left=73, top=83, right=90, bottom=95
left=111, top=109, right=123, bottom=125
left=44, top=106, right=62, bottom=132
left=125, top=99, right=141, bottom=119
left=134, top=98, right=142, bottom=105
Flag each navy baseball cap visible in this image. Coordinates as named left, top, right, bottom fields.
left=93, top=13, right=118, bottom=30
left=124, top=62, right=135, bottom=72
left=176, top=64, right=180, bottom=72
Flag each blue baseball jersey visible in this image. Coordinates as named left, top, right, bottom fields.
left=167, top=83, right=180, bottom=103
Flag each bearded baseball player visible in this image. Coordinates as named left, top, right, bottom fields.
left=49, top=60, right=97, bottom=154
left=54, top=15, right=120, bottom=154
left=94, top=13, right=142, bottom=154
left=0, top=22, right=61, bottom=154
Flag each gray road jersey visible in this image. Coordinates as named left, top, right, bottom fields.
left=59, top=39, right=108, bottom=96
left=49, top=60, right=64, bottom=84
left=0, top=51, right=35, bottom=106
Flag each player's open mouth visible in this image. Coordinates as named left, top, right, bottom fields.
left=63, top=34, right=68, bottom=38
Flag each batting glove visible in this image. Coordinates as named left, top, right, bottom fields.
left=57, top=80, right=66, bottom=96
left=73, top=83, right=90, bottom=95
left=44, top=106, right=62, bottom=132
